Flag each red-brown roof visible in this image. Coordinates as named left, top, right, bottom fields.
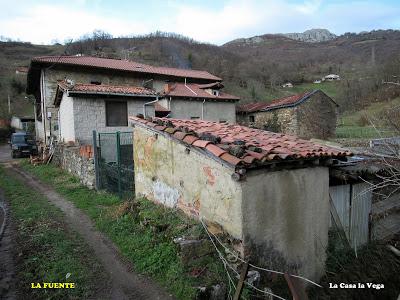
left=31, top=56, right=221, bottom=81
left=58, top=81, right=157, bottom=96
left=237, top=90, right=325, bottom=113
left=130, top=117, right=351, bottom=169
left=165, top=83, right=239, bottom=101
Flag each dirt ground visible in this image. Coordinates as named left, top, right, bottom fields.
left=0, top=144, right=175, bottom=300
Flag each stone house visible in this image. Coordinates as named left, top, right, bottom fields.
left=236, top=90, right=338, bottom=139
left=130, top=116, right=351, bottom=280
left=26, top=55, right=239, bottom=144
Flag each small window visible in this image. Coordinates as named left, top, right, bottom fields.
left=212, top=90, right=219, bottom=96
left=106, top=101, right=128, bottom=126
left=191, top=116, right=200, bottom=120
left=249, top=115, right=255, bottom=122
left=219, top=119, right=227, bottom=123
left=90, top=80, right=101, bottom=85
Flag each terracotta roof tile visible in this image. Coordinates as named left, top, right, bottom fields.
left=58, top=81, right=156, bottom=96
left=183, top=135, right=199, bottom=145
left=129, top=117, right=352, bottom=168
left=33, top=55, right=221, bottom=81
left=220, top=153, right=242, bottom=166
left=206, top=144, right=227, bottom=157
left=193, top=140, right=211, bottom=148
left=164, top=83, right=239, bottom=101
left=237, top=91, right=314, bottom=113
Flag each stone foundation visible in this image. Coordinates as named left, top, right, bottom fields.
left=53, top=144, right=96, bottom=189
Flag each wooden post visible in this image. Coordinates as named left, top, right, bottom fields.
left=233, top=262, right=249, bottom=300
left=284, top=274, right=309, bottom=300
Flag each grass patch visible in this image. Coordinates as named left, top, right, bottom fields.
left=335, top=125, right=395, bottom=139
left=0, top=166, right=107, bottom=299
left=336, top=97, right=400, bottom=139
left=20, top=161, right=228, bottom=299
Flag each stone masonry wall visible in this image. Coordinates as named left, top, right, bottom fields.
left=295, top=91, right=337, bottom=139
left=53, top=144, right=96, bottom=189
left=238, top=91, right=337, bottom=139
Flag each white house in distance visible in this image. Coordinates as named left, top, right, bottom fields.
left=323, top=74, right=341, bottom=81
left=26, top=55, right=240, bottom=144
left=282, top=82, right=293, bottom=88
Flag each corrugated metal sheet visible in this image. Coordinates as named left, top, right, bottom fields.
left=330, top=185, right=351, bottom=239
left=350, top=183, right=372, bottom=248
left=329, top=183, right=372, bottom=249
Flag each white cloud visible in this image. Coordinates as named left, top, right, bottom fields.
left=0, top=4, right=150, bottom=44
left=0, top=0, right=399, bottom=45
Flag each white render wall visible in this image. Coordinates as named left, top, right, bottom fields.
left=59, top=94, right=75, bottom=142
left=169, top=99, right=236, bottom=123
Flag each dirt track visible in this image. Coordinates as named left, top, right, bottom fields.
left=0, top=146, right=175, bottom=300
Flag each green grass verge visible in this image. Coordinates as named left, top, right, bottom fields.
left=335, top=125, right=395, bottom=139
left=0, top=166, right=107, bottom=299
left=20, top=161, right=228, bottom=299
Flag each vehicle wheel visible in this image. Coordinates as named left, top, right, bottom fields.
left=11, top=151, right=16, bottom=159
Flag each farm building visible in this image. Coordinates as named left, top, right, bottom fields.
left=130, top=116, right=351, bottom=280
left=26, top=55, right=239, bottom=145
left=236, top=90, right=338, bottom=139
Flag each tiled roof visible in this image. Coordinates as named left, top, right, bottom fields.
left=130, top=117, right=351, bottom=169
left=197, top=82, right=224, bottom=89
left=237, top=91, right=322, bottom=113
left=164, top=83, right=240, bottom=101
left=58, top=81, right=157, bottom=96
left=31, top=56, right=221, bottom=81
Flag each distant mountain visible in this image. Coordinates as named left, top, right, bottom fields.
left=282, top=29, right=337, bottom=43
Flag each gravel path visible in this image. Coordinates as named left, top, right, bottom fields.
left=3, top=163, right=175, bottom=300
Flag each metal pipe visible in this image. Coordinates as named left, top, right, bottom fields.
left=143, top=96, right=159, bottom=117
left=201, top=99, right=206, bottom=120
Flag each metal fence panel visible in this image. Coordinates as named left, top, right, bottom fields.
left=95, top=131, right=134, bottom=198
left=350, top=183, right=372, bottom=249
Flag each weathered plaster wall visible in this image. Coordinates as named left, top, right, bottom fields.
left=133, top=125, right=243, bottom=238
left=241, top=167, right=330, bottom=280
left=70, top=96, right=154, bottom=144
left=169, top=99, right=236, bottom=123
left=53, top=144, right=96, bottom=189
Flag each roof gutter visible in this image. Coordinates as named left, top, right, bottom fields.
left=143, top=97, right=159, bottom=117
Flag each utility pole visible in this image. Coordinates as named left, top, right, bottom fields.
left=7, top=94, right=11, bottom=114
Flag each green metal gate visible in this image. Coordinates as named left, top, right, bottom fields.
left=93, top=130, right=134, bottom=198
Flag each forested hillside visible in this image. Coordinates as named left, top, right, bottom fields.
left=1, top=30, right=400, bottom=118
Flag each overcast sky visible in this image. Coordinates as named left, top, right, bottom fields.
left=1, top=0, right=399, bottom=45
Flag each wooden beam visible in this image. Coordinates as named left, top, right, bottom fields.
left=233, top=262, right=249, bottom=300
